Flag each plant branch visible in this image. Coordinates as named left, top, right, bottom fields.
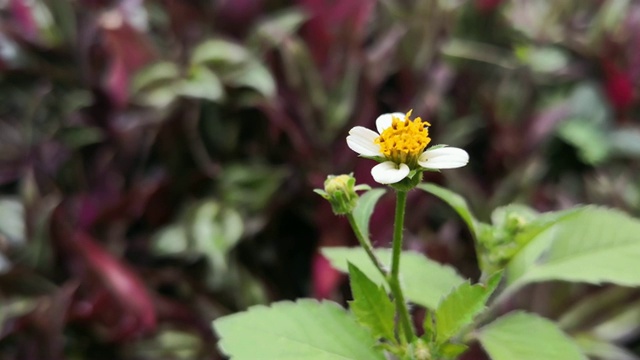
left=389, top=190, right=415, bottom=342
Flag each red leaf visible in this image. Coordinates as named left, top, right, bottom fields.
left=603, top=60, right=635, bottom=110
left=312, top=251, right=342, bottom=299
left=72, top=232, right=157, bottom=339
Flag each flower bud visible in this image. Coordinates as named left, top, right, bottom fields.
left=314, top=174, right=368, bottom=215
left=411, top=339, right=431, bottom=360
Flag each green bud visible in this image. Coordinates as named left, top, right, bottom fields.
left=314, top=174, right=369, bottom=215
left=411, top=339, right=431, bottom=360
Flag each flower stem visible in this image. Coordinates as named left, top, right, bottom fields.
left=389, top=190, right=415, bottom=342
left=346, top=213, right=387, bottom=278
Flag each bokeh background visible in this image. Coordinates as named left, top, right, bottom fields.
left=1, top=0, right=640, bottom=359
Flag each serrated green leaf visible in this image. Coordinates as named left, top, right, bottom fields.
left=213, top=299, right=385, bottom=360
left=478, top=312, right=587, bottom=360
left=506, top=206, right=640, bottom=293
left=348, top=263, right=395, bottom=342
left=322, top=247, right=465, bottom=309
left=434, top=271, right=502, bottom=344
left=352, top=188, right=386, bottom=241
left=417, top=183, right=479, bottom=239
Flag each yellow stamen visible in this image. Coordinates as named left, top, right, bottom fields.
left=374, top=111, right=431, bottom=167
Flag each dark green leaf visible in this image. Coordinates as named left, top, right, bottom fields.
left=434, top=272, right=502, bottom=344
left=348, top=263, right=395, bottom=342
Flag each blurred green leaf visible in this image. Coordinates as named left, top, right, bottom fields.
left=179, top=65, right=225, bottom=101
left=213, top=299, right=385, bottom=360
left=219, top=163, right=288, bottom=213
left=506, top=206, right=640, bottom=292
left=56, top=126, right=104, bottom=148
left=130, top=329, right=204, bottom=360
left=417, top=183, right=479, bottom=239
left=609, top=129, right=640, bottom=158
left=478, top=312, right=587, bottom=360
left=224, top=61, right=276, bottom=98
left=568, top=83, right=610, bottom=125
left=441, top=39, right=517, bottom=69
left=131, top=61, right=180, bottom=93
left=152, top=224, right=189, bottom=257
left=575, top=335, right=640, bottom=360
left=190, top=201, right=243, bottom=278
left=557, top=118, right=611, bottom=165
left=515, top=46, right=569, bottom=73
left=589, top=297, right=640, bottom=343
left=558, top=287, right=634, bottom=332
left=348, top=263, right=395, bottom=341
left=191, top=39, right=249, bottom=65
left=252, top=9, right=308, bottom=46
left=0, top=298, right=38, bottom=325
left=352, top=188, right=386, bottom=241
left=322, top=247, right=465, bottom=309
left=0, top=198, right=25, bottom=245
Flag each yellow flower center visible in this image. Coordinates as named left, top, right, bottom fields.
left=374, top=111, right=431, bottom=167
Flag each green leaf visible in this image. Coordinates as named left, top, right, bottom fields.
left=439, top=343, right=469, bottom=359
left=322, top=247, right=465, bottom=309
left=575, top=335, right=639, bottom=360
left=131, top=61, right=180, bottom=93
left=478, top=312, right=587, bottom=360
left=213, top=299, right=385, bottom=360
left=191, top=39, right=249, bottom=65
left=515, top=46, right=568, bottom=73
left=434, top=272, right=502, bottom=344
left=179, top=66, right=225, bottom=101
left=417, top=183, right=479, bottom=238
left=558, top=118, right=611, bottom=165
left=252, top=9, right=308, bottom=46
left=348, top=263, right=395, bottom=342
left=506, top=206, right=640, bottom=292
left=352, top=188, right=386, bottom=241
left=225, top=61, right=276, bottom=98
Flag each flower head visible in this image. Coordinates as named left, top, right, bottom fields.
left=346, top=111, right=469, bottom=184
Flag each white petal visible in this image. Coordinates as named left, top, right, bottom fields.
left=375, top=112, right=406, bottom=133
left=418, top=146, right=469, bottom=169
left=346, top=126, right=382, bottom=157
left=371, top=161, right=410, bottom=184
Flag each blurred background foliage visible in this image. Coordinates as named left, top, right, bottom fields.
left=1, top=0, right=640, bottom=359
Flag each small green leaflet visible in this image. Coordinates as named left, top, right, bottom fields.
left=417, top=183, right=479, bottom=238
left=433, top=271, right=502, bottom=344
left=478, top=312, right=587, bottom=360
left=352, top=188, right=386, bottom=241
left=348, top=263, right=395, bottom=342
left=213, top=299, right=385, bottom=360
left=322, top=247, right=465, bottom=309
left=505, top=206, right=640, bottom=294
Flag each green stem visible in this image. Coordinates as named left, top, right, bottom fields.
left=389, top=190, right=415, bottom=342
left=346, top=213, right=388, bottom=278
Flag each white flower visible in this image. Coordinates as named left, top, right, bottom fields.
left=346, top=111, right=469, bottom=184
